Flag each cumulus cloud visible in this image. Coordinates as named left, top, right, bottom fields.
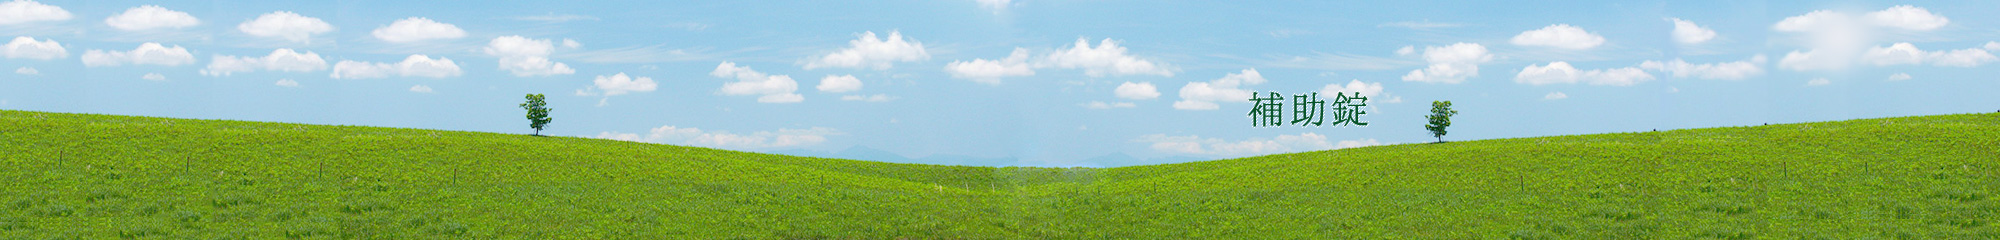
left=201, top=49, right=328, bottom=76
left=1136, top=133, right=1380, bottom=157
left=237, top=11, right=333, bottom=43
left=1040, top=38, right=1175, bottom=77
left=573, top=73, right=656, bottom=96
left=595, top=125, right=841, bottom=150
left=1859, top=42, right=1997, bottom=67
left=3, top=36, right=64, bottom=60
left=484, top=35, right=575, bottom=77
left=1515, top=61, right=1654, bottom=86
left=1544, top=92, right=1567, bottom=100
left=1865, top=5, right=1949, bottom=31
left=944, top=47, right=1034, bottom=84
left=0, top=0, right=70, bottom=25
left=816, top=74, right=862, bottom=93
left=1082, top=101, right=1136, bottom=109
left=711, top=61, right=802, bottom=103
left=1639, top=55, right=1766, bottom=80
left=841, top=94, right=896, bottom=102
left=80, top=42, right=194, bottom=67
left=105, top=5, right=198, bottom=30
left=1887, top=73, right=1911, bottom=81
left=330, top=54, right=462, bottom=79
left=1400, top=43, right=1491, bottom=84
left=409, top=85, right=433, bottom=93
left=1511, top=24, right=1605, bottom=49
left=1173, top=69, right=1265, bottom=110
left=13, top=67, right=33, bottom=75
left=805, top=31, right=928, bottom=70
left=1668, top=18, right=1716, bottom=44
left=1986, top=42, right=1998, bottom=51
left=1320, top=79, right=1400, bottom=103
left=141, top=73, right=164, bottom=81
left=1773, top=6, right=1958, bottom=71
left=371, top=17, right=465, bottom=43
left=1114, top=81, right=1159, bottom=100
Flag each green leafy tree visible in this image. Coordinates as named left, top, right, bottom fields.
left=520, top=94, right=552, bottom=136
left=1425, top=100, right=1457, bottom=143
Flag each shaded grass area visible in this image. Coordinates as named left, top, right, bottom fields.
left=1, top=110, right=1995, bottom=238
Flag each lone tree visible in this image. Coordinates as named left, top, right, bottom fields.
left=520, top=94, right=552, bottom=136
left=1425, top=100, right=1458, bottom=143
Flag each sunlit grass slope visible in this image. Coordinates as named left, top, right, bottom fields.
left=2, top=110, right=1995, bottom=239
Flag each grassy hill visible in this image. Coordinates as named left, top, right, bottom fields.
left=2, top=109, right=1995, bottom=239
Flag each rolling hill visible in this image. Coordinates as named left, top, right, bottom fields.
left=2, top=110, right=1995, bottom=239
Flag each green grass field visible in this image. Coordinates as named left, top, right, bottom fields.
left=2, top=109, right=1996, bottom=239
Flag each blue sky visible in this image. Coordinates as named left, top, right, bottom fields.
left=3, top=0, right=1997, bottom=167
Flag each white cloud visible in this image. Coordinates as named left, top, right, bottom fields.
left=0, top=0, right=70, bottom=25
left=1173, top=69, right=1265, bottom=110
left=1888, top=73, right=1911, bottom=81
left=1866, top=5, right=1949, bottom=31
left=1510, top=24, right=1605, bottom=49
left=275, top=79, right=299, bottom=87
left=1395, top=45, right=1415, bottom=56
left=484, top=36, right=575, bottom=77
left=816, top=74, right=862, bottom=93
left=409, top=85, right=433, bottom=93
left=1040, top=38, right=1175, bottom=77
left=1986, top=41, right=1999, bottom=51
left=1776, top=49, right=1842, bottom=71
left=105, top=5, right=198, bottom=31
left=841, top=94, right=896, bottom=102
left=1515, top=62, right=1653, bottom=86
left=1135, top=133, right=1379, bottom=157
left=201, top=48, right=328, bottom=76
left=80, top=42, right=194, bottom=67
left=1668, top=18, right=1716, bottom=44
left=237, top=11, right=333, bottom=44
left=944, top=47, right=1034, bottom=84
left=595, top=125, right=841, bottom=150
left=1082, top=101, right=1136, bottom=109
left=329, top=54, right=463, bottom=79
left=561, top=38, right=581, bottom=48
left=805, top=31, right=928, bottom=70
left=141, top=73, right=164, bottom=81
left=1400, top=42, right=1491, bottom=84
left=1860, top=42, right=1997, bottom=67
left=1544, top=92, right=1567, bottom=100
left=1805, top=78, right=1830, bottom=86
left=1320, top=79, right=1390, bottom=102
left=1772, top=6, right=1957, bottom=71
left=575, top=73, right=657, bottom=96
left=371, top=17, right=465, bottom=43
left=976, top=0, right=1011, bottom=11
left=12, top=66, right=33, bottom=75
left=3, top=36, right=63, bottom=60
left=711, top=61, right=802, bottom=103
left=1638, top=55, right=1766, bottom=80
left=1114, top=81, right=1160, bottom=100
